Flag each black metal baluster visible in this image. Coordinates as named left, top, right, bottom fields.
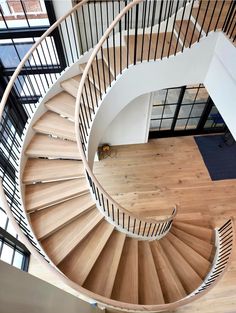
left=138, top=220, right=142, bottom=235
left=106, top=199, right=110, bottom=217
left=227, top=7, right=236, bottom=36
left=147, top=223, right=152, bottom=236
left=141, top=0, right=148, bottom=62
left=189, top=0, right=202, bottom=48
left=112, top=204, right=115, bottom=221
left=151, top=223, right=157, bottom=237
left=182, top=0, right=194, bottom=50
left=117, top=208, right=120, bottom=225
left=128, top=216, right=131, bottom=231
left=57, top=24, right=69, bottom=68
left=218, top=219, right=231, bottom=232
left=147, top=0, right=157, bottom=61
left=112, top=0, right=117, bottom=78
left=96, top=188, right=101, bottom=206
left=75, top=9, right=84, bottom=54
left=95, top=55, right=102, bottom=98
left=215, top=1, right=225, bottom=31
left=154, top=0, right=164, bottom=60
left=198, top=0, right=210, bottom=41
left=222, top=1, right=236, bottom=32
left=81, top=5, right=89, bottom=51
left=133, top=218, right=136, bottom=234
left=174, top=0, right=187, bottom=55
left=119, top=0, right=122, bottom=74
left=168, top=0, right=180, bottom=55
left=70, top=14, right=79, bottom=60
left=99, top=191, right=105, bottom=211
left=126, top=10, right=130, bottom=68
left=64, top=19, right=74, bottom=63
left=142, top=222, right=147, bottom=236
left=206, top=0, right=218, bottom=36
left=133, top=3, right=139, bottom=65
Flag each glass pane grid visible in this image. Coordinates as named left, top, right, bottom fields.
left=150, top=84, right=225, bottom=134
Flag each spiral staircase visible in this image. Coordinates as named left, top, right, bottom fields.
left=0, top=0, right=235, bottom=312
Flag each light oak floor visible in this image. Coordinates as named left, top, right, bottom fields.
left=94, top=135, right=236, bottom=313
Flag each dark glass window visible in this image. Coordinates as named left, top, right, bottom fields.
left=150, top=84, right=225, bottom=135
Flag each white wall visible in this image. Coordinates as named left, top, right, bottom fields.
left=101, top=93, right=151, bottom=146
left=0, top=260, right=101, bottom=313
left=204, top=33, right=236, bottom=139
left=87, top=32, right=219, bottom=167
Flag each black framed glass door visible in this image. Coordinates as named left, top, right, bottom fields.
left=149, top=84, right=226, bottom=138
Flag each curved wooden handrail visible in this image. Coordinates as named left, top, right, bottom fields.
left=74, top=0, right=177, bottom=237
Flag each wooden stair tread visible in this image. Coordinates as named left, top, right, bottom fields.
left=174, top=217, right=212, bottom=228
left=25, top=134, right=80, bottom=160
left=80, top=59, right=114, bottom=94
left=175, top=20, right=200, bottom=47
left=103, top=46, right=127, bottom=77
left=45, top=91, right=75, bottom=121
left=160, top=237, right=203, bottom=294
left=33, top=111, right=76, bottom=141
left=173, top=221, right=214, bottom=242
left=111, top=238, right=139, bottom=304
left=60, top=75, right=82, bottom=98
left=166, top=232, right=211, bottom=279
left=42, top=208, right=103, bottom=265
left=30, top=194, right=95, bottom=240
left=83, top=231, right=126, bottom=298
left=59, top=220, right=114, bottom=284
left=171, top=226, right=214, bottom=261
left=61, top=75, right=97, bottom=110
left=150, top=241, right=187, bottom=303
left=138, top=241, right=164, bottom=305
left=23, top=159, right=84, bottom=184
left=25, top=178, right=88, bottom=212
left=125, top=32, right=182, bottom=63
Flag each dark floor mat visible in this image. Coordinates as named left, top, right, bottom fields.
left=194, top=135, right=236, bottom=181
